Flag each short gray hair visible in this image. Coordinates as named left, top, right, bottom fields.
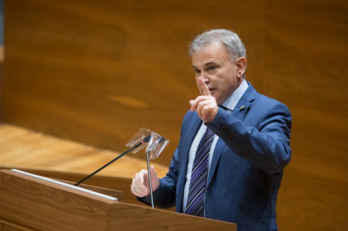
left=189, top=29, right=246, bottom=61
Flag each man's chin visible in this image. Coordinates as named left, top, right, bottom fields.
left=215, top=95, right=227, bottom=105
left=214, top=97, right=223, bottom=105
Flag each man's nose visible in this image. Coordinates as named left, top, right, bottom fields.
left=199, top=72, right=210, bottom=83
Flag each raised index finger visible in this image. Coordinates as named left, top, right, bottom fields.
left=198, top=77, right=211, bottom=96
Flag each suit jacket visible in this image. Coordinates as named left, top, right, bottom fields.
left=139, top=83, right=292, bottom=231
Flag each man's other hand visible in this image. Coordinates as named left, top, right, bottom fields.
left=131, top=166, right=160, bottom=197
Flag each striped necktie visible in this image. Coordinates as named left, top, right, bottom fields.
left=185, top=128, right=214, bottom=216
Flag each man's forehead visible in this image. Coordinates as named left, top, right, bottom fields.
left=192, top=43, right=228, bottom=67
left=197, top=42, right=225, bottom=54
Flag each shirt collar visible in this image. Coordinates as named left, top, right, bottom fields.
left=221, top=79, right=248, bottom=111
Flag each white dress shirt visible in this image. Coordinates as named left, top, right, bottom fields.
left=182, top=79, right=249, bottom=213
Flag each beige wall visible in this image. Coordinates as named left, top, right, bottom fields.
left=3, top=0, right=348, bottom=230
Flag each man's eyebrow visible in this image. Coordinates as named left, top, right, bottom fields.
left=192, top=62, right=218, bottom=69
left=204, top=61, right=218, bottom=67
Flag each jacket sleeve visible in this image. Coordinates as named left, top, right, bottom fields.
left=207, top=102, right=292, bottom=175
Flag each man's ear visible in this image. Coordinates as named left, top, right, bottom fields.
left=236, top=57, right=247, bottom=78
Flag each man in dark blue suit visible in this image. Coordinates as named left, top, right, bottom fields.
left=131, top=29, right=292, bottom=231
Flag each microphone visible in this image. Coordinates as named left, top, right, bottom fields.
left=147, top=136, right=163, bottom=151
left=74, top=135, right=151, bottom=186
left=145, top=136, right=165, bottom=209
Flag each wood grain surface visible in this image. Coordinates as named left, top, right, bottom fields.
left=0, top=124, right=169, bottom=208
left=263, top=1, right=348, bottom=230
left=0, top=219, right=33, bottom=231
left=0, top=170, right=116, bottom=231
left=109, top=202, right=236, bottom=231
left=0, top=124, right=168, bottom=178
left=2, top=0, right=348, bottom=230
left=2, top=0, right=264, bottom=167
left=0, top=169, right=236, bottom=231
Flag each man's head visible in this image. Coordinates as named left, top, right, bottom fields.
left=189, top=29, right=247, bottom=105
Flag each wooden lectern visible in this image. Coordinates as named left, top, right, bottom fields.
left=0, top=169, right=236, bottom=231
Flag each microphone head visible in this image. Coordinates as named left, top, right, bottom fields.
left=143, top=135, right=151, bottom=143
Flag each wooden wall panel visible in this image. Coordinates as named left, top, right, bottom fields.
left=3, top=0, right=264, bottom=166
left=3, top=0, right=348, bottom=230
left=264, top=1, right=348, bottom=230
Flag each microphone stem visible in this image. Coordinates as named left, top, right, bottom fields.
left=146, top=150, right=155, bottom=209
left=74, top=142, right=143, bottom=186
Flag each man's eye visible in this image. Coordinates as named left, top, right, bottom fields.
left=194, top=69, right=201, bottom=74
left=208, top=66, right=216, bottom=71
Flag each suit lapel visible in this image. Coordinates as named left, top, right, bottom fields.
left=232, top=92, right=254, bottom=121
left=206, top=138, right=225, bottom=187
left=176, top=112, right=202, bottom=212
left=180, top=113, right=202, bottom=169
left=206, top=82, right=256, bottom=188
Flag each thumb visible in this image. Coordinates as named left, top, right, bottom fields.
left=150, top=165, right=158, bottom=178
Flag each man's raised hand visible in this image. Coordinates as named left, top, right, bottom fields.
left=189, top=77, right=219, bottom=123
